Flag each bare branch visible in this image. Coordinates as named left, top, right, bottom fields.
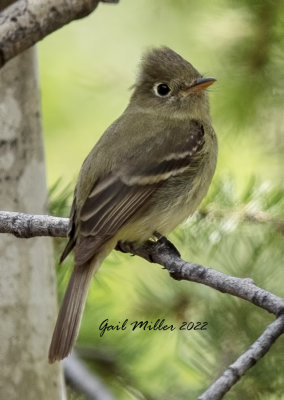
left=1, top=210, right=284, bottom=316
left=0, top=211, right=68, bottom=238
left=0, top=0, right=119, bottom=69
left=119, top=238, right=284, bottom=316
left=64, top=353, right=116, bottom=400
left=198, top=315, right=284, bottom=400
left=1, top=210, right=284, bottom=399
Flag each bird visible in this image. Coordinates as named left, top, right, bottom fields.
left=48, top=46, right=217, bottom=363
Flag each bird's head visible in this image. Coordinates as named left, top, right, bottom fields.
left=130, top=47, right=216, bottom=120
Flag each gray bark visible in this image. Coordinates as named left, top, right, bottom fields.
left=0, top=48, right=65, bottom=399
left=0, top=211, right=69, bottom=237
left=0, top=0, right=119, bottom=69
left=64, top=353, right=116, bottom=400
left=198, top=315, right=284, bottom=400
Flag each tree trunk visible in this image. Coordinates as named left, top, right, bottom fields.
left=0, top=48, right=65, bottom=399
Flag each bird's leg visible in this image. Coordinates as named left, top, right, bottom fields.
left=153, top=232, right=182, bottom=280
left=115, top=241, right=130, bottom=254
left=153, top=231, right=181, bottom=258
left=116, top=232, right=181, bottom=264
left=116, top=239, right=155, bottom=262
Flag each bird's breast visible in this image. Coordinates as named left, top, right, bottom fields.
left=118, top=130, right=217, bottom=242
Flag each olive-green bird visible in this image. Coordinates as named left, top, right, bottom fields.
left=49, top=47, right=217, bottom=363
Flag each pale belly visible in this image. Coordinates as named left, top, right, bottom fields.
left=117, top=154, right=216, bottom=243
left=116, top=125, right=217, bottom=243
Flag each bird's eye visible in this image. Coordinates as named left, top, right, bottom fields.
left=154, top=83, right=171, bottom=97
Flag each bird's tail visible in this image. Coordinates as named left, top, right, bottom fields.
left=48, top=259, right=100, bottom=363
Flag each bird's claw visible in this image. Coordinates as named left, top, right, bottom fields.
left=116, top=233, right=181, bottom=264
left=154, top=232, right=181, bottom=258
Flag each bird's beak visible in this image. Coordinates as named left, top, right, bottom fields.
left=180, top=77, right=216, bottom=96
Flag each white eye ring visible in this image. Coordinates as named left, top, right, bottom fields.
left=153, top=83, right=171, bottom=97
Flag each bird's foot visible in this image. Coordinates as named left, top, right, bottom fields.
left=153, top=231, right=181, bottom=258
left=116, top=239, right=155, bottom=263
left=116, top=233, right=181, bottom=264
left=116, top=240, right=138, bottom=254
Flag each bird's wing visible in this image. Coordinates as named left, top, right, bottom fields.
left=62, top=119, right=206, bottom=265
left=59, top=188, right=77, bottom=263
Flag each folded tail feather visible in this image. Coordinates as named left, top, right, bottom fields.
left=48, top=259, right=100, bottom=363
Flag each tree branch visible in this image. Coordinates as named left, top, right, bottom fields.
left=0, top=0, right=119, bottom=69
left=0, top=211, right=68, bottom=238
left=118, top=238, right=284, bottom=316
left=1, top=210, right=284, bottom=399
left=64, top=353, right=116, bottom=400
left=198, top=315, right=284, bottom=400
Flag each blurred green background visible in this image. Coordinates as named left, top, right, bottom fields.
left=39, top=0, right=284, bottom=399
